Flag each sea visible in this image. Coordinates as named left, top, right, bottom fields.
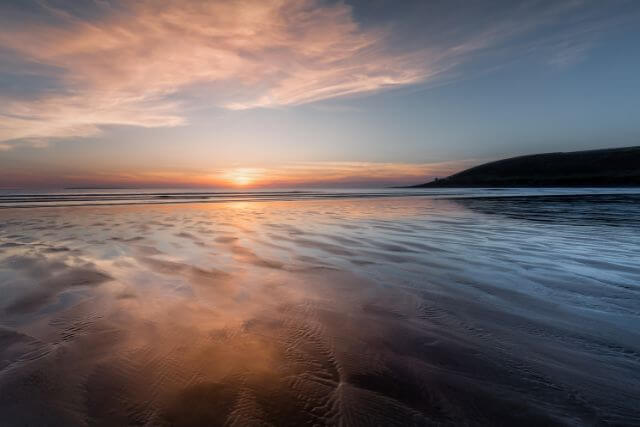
left=0, top=188, right=639, bottom=425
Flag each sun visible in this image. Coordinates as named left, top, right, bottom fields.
left=225, top=168, right=259, bottom=187
left=233, top=174, right=252, bottom=186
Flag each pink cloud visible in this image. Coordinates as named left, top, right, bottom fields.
left=0, top=0, right=620, bottom=145
left=0, top=0, right=432, bottom=143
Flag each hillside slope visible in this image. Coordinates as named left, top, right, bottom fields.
left=411, top=146, right=640, bottom=187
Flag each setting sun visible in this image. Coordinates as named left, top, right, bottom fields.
left=224, top=168, right=261, bottom=187
left=233, top=175, right=251, bottom=186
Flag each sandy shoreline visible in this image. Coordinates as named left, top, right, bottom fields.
left=1, top=196, right=639, bottom=425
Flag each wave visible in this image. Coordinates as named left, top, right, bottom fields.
left=1, top=187, right=639, bottom=208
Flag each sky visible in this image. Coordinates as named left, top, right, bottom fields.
left=0, top=0, right=639, bottom=188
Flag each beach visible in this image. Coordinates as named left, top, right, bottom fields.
left=1, top=190, right=639, bottom=425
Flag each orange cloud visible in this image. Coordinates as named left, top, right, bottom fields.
left=0, top=0, right=433, bottom=143
left=0, top=160, right=477, bottom=189
left=0, top=0, right=612, bottom=145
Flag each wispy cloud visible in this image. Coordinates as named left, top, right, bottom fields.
left=548, top=40, right=593, bottom=68
left=0, top=0, right=630, bottom=146
left=0, top=0, right=428, bottom=143
left=0, top=159, right=477, bottom=189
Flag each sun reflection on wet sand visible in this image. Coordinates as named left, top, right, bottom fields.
left=0, top=196, right=639, bottom=425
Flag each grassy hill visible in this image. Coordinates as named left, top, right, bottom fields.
left=410, top=146, right=640, bottom=187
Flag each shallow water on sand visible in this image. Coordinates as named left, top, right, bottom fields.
left=0, top=193, right=639, bottom=426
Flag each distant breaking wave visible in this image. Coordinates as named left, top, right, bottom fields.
left=1, top=188, right=640, bottom=208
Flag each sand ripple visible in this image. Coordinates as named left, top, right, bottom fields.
left=0, top=195, right=639, bottom=425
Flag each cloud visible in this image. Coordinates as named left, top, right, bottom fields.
left=548, top=40, right=593, bottom=68
left=0, top=0, right=631, bottom=145
left=0, top=0, right=430, bottom=143
left=0, top=160, right=477, bottom=189
left=0, top=93, right=184, bottom=142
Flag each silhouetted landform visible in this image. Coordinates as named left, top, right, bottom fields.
left=410, top=146, right=640, bottom=187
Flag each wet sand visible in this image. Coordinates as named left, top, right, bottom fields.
left=0, top=195, right=639, bottom=425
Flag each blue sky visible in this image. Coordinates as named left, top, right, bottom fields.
left=0, top=0, right=639, bottom=188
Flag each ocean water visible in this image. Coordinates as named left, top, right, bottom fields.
left=0, top=189, right=639, bottom=425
